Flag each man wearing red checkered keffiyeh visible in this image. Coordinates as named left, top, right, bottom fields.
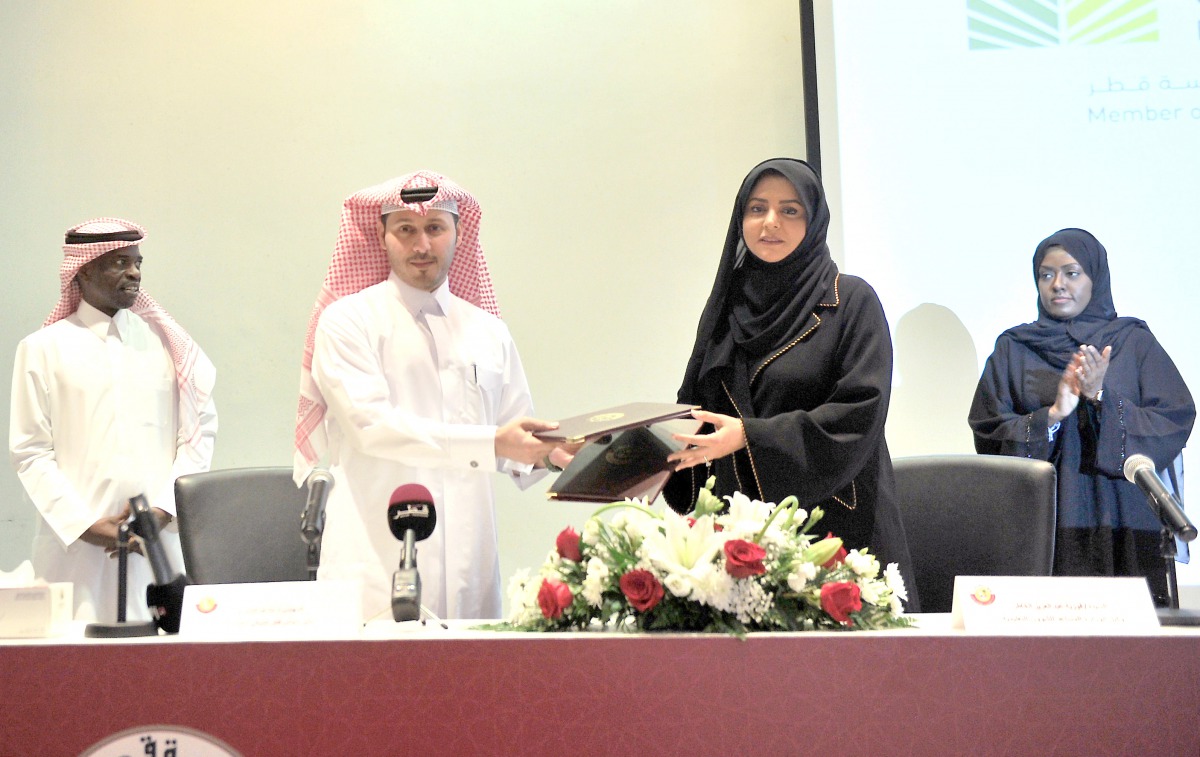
left=10, top=218, right=217, bottom=624
left=297, top=171, right=564, bottom=621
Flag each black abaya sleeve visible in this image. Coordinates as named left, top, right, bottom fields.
left=1085, top=329, right=1194, bottom=476
left=968, top=336, right=1054, bottom=461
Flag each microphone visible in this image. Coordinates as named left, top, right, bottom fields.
left=1123, top=454, right=1198, bottom=542
left=388, top=484, right=438, bottom=622
left=301, top=469, right=333, bottom=544
left=301, top=470, right=333, bottom=580
left=128, top=494, right=191, bottom=633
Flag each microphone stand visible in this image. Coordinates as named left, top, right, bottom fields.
left=420, top=604, right=449, bottom=630
left=1145, top=493, right=1200, bottom=627
left=1155, top=530, right=1200, bottom=626
left=305, top=538, right=321, bottom=582
left=84, top=522, right=157, bottom=638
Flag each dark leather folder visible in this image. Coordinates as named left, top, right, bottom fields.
left=546, top=417, right=702, bottom=503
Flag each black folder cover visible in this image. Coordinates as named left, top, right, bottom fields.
left=546, top=417, right=702, bottom=503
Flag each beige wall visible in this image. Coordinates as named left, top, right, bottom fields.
left=0, top=1, right=812, bottom=587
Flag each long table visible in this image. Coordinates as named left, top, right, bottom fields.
left=4, top=618, right=1199, bottom=755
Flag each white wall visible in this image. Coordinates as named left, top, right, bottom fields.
left=0, top=2, right=810, bottom=588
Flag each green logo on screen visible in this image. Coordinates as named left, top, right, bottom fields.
left=967, top=0, right=1159, bottom=50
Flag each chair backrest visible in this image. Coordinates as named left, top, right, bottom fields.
left=892, top=454, right=1057, bottom=613
left=175, top=467, right=309, bottom=584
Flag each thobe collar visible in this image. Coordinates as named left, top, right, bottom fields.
left=388, top=271, right=452, bottom=319
left=75, top=299, right=132, bottom=342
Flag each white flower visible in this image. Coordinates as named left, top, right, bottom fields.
left=859, top=579, right=883, bottom=606
left=791, top=507, right=808, bottom=529
left=884, top=562, right=908, bottom=614
left=642, top=510, right=727, bottom=599
left=611, top=507, right=655, bottom=542
left=506, top=569, right=544, bottom=626
left=662, top=572, right=692, bottom=598
left=844, top=549, right=880, bottom=578
left=581, top=517, right=602, bottom=547
left=787, top=561, right=818, bottom=592
left=717, top=490, right=774, bottom=538
left=690, top=566, right=734, bottom=608
left=722, top=577, right=773, bottom=624
left=581, top=557, right=610, bottom=607
left=643, top=510, right=726, bottom=573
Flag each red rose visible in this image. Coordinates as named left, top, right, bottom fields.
left=556, top=526, right=583, bottom=562
left=538, top=579, right=573, bottom=619
left=724, top=539, right=767, bottom=578
left=822, top=532, right=848, bottom=568
left=620, top=569, right=664, bottom=612
left=820, top=581, right=862, bottom=625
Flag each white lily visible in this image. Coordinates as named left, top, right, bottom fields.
left=643, top=509, right=728, bottom=597
left=717, top=490, right=774, bottom=539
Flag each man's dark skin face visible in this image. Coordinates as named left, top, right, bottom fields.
left=76, top=245, right=142, bottom=316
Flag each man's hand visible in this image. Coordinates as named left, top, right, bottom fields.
left=79, top=503, right=134, bottom=554
left=495, top=417, right=560, bottom=466
left=78, top=502, right=172, bottom=556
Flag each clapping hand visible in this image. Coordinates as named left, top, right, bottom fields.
left=1074, top=344, right=1111, bottom=400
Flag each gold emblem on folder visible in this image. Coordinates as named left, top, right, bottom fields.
left=588, top=412, right=625, bottom=423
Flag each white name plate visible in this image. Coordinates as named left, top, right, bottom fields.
left=180, top=579, right=362, bottom=641
left=950, top=576, right=1160, bottom=634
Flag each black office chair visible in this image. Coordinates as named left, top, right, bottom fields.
left=892, top=454, right=1057, bottom=613
left=175, top=466, right=311, bottom=584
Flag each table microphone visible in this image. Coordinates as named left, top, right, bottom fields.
left=388, top=484, right=438, bottom=622
left=301, top=470, right=333, bottom=580
left=128, top=494, right=191, bottom=634
left=1123, top=454, right=1198, bottom=542
left=301, top=469, right=333, bottom=545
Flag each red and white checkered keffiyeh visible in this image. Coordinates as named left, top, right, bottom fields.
left=46, top=218, right=216, bottom=448
left=293, top=171, right=500, bottom=480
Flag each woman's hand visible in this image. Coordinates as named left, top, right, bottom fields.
left=667, top=409, right=747, bottom=470
left=1075, top=344, right=1112, bottom=401
left=1049, top=355, right=1082, bottom=424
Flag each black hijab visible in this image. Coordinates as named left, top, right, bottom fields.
left=1003, top=228, right=1145, bottom=369
left=678, top=158, right=839, bottom=404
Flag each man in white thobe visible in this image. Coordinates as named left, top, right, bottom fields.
left=10, top=218, right=217, bottom=623
left=295, top=171, right=566, bottom=621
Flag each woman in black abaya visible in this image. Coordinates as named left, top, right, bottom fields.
left=664, top=158, right=917, bottom=608
left=969, top=228, right=1195, bottom=605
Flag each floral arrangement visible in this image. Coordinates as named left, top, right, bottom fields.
left=505, top=478, right=913, bottom=634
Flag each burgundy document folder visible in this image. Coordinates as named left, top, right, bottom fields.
left=546, top=417, right=702, bottom=503
left=535, top=402, right=698, bottom=444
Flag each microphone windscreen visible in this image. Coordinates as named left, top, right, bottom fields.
left=1123, top=453, right=1153, bottom=483
left=387, top=484, right=438, bottom=542
left=390, top=483, right=434, bottom=508
left=146, top=574, right=191, bottom=634
left=307, top=469, right=334, bottom=488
